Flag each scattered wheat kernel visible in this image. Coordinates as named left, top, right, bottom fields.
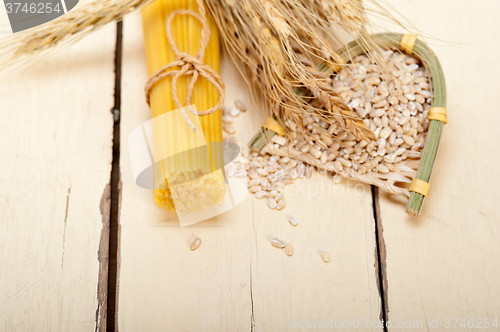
left=271, top=135, right=286, bottom=146
left=234, top=99, right=247, bottom=112
left=222, top=115, right=235, bottom=124
left=248, top=169, right=258, bottom=178
left=395, top=148, right=406, bottom=156
left=256, top=168, right=268, bottom=176
left=288, top=216, right=299, bottom=226
left=380, top=127, right=392, bottom=139
left=271, top=237, right=285, bottom=248
left=255, top=191, right=267, bottom=199
left=190, top=237, right=202, bottom=251
left=267, top=197, right=277, bottom=209
left=305, top=165, right=313, bottom=178
left=229, top=107, right=241, bottom=117
left=285, top=245, right=294, bottom=256
left=277, top=199, right=286, bottom=210
left=377, top=164, right=390, bottom=174
left=234, top=170, right=247, bottom=178
left=223, top=124, right=235, bottom=134
left=322, top=252, right=330, bottom=263
left=407, top=151, right=421, bottom=158
left=403, top=135, right=416, bottom=146
left=269, top=190, right=279, bottom=197
left=318, top=151, right=327, bottom=164
left=279, top=156, right=290, bottom=164
left=226, top=165, right=235, bottom=177
left=249, top=185, right=262, bottom=194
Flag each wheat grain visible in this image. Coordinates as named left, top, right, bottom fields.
left=190, top=237, right=202, bottom=251
left=234, top=99, right=247, bottom=112
left=322, top=252, right=330, bottom=263
left=271, top=237, right=285, bottom=248
left=288, top=216, right=299, bottom=226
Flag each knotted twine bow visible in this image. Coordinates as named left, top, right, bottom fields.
left=144, top=0, right=225, bottom=132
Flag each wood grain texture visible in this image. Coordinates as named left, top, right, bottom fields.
left=118, top=13, right=381, bottom=331
left=371, top=0, right=500, bottom=329
left=0, top=22, right=116, bottom=332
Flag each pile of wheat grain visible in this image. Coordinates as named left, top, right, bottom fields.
left=225, top=49, right=431, bottom=210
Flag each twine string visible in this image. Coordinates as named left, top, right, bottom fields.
left=144, top=0, right=225, bottom=132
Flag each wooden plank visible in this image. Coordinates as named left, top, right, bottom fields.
left=0, top=22, right=116, bottom=331
left=118, top=13, right=382, bottom=331
left=372, top=0, right=500, bottom=328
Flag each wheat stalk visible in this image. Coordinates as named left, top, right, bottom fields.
left=205, top=0, right=386, bottom=142
left=0, top=0, right=151, bottom=75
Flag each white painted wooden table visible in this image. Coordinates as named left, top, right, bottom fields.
left=1, top=1, right=500, bottom=331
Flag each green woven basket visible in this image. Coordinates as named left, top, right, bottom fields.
left=249, top=33, right=446, bottom=216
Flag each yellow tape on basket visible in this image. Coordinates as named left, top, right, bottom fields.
left=401, top=34, right=417, bottom=55
left=409, top=178, right=430, bottom=197
left=262, top=117, right=285, bottom=136
left=428, top=107, right=448, bottom=124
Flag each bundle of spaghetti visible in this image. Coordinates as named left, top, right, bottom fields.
left=142, top=0, right=225, bottom=213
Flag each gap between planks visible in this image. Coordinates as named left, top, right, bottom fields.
left=107, top=21, right=123, bottom=332
left=372, top=185, right=389, bottom=331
